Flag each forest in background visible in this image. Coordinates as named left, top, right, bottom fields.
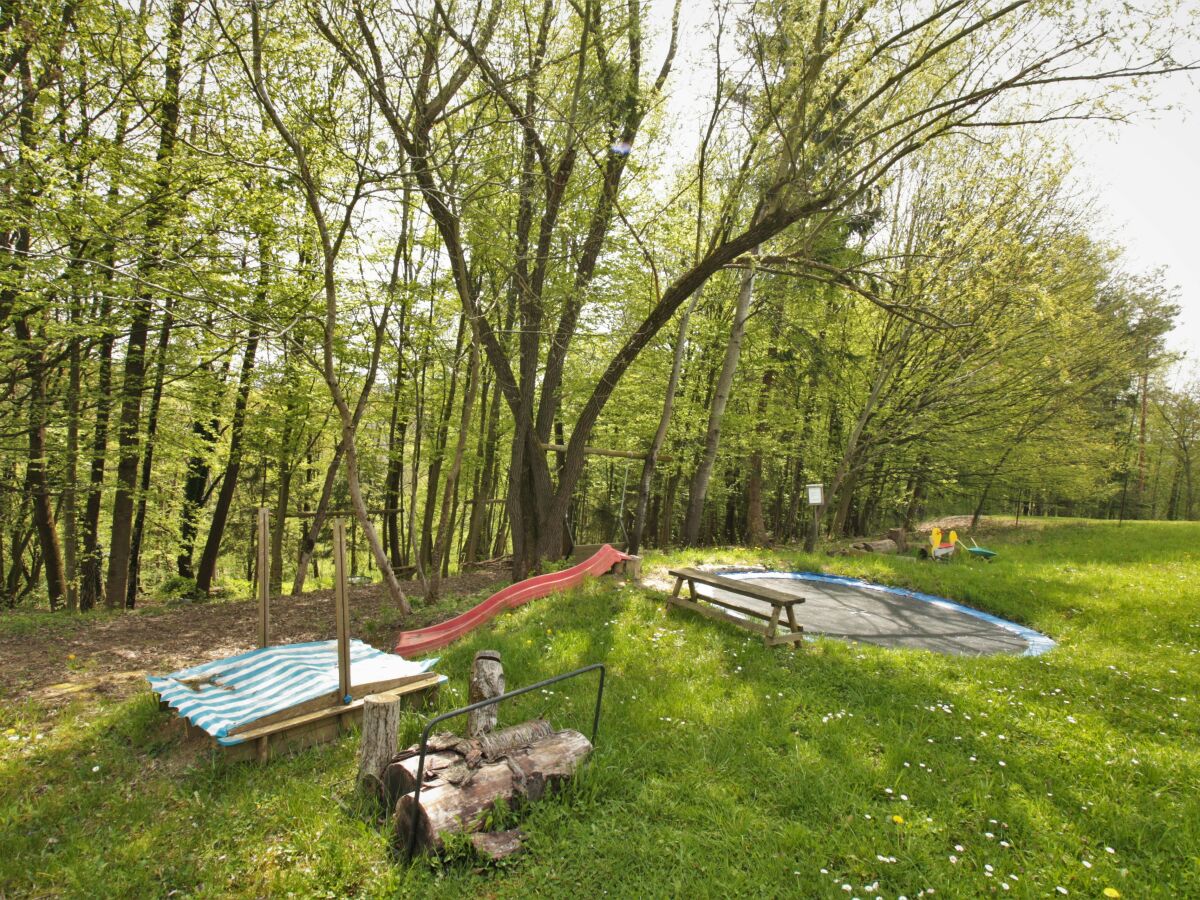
left=1, top=0, right=1196, bottom=613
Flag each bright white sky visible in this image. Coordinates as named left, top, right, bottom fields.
left=1070, top=77, right=1200, bottom=357
left=647, top=0, right=1200, bottom=357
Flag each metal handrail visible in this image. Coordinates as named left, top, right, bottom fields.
left=401, top=662, right=606, bottom=863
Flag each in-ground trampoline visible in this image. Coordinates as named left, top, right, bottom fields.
left=700, top=570, right=1054, bottom=656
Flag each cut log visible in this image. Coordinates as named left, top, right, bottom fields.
left=358, top=693, right=401, bottom=800
left=853, top=538, right=898, bottom=554
left=392, top=728, right=592, bottom=855
left=381, top=720, right=554, bottom=803
left=468, top=650, right=504, bottom=738
left=886, top=528, right=908, bottom=551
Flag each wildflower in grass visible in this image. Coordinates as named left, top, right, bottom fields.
left=1081, top=860, right=1092, bottom=869
left=1103, top=889, right=1121, bottom=898
left=892, top=814, right=905, bottom=824
left=1056, top=887, right=1068, bottom=895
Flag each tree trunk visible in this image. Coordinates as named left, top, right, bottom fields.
left=14, top=319, right=67, bottom=609
left=384, top=355, right=406, bottom=568
left=683, top=260, right=757, bottom=545
left=421, top=316, right=467, bottom=575
left=63, top=324, right=81, bottom=611
left=292, top=438, right=344, bottom=595
left=104, top=0, right=188, bottom=609
left=127, top=298, right=175, bottom=607
left=429, top=341, right=479, bottom=601
left=744, top=357, right=777, bottom=547
left=630, top=293, right=698, bottom=555
left=195, top=330, right=260, bottom=594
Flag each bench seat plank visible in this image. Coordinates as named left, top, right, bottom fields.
left=668, top=567, right=804, bottom=608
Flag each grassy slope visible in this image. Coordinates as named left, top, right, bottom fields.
left=1, top=520, right=1197, bottom=898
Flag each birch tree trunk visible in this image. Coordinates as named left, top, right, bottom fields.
left=683, top=260, right=757, bottom=545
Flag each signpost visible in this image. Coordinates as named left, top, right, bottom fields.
left=805, top=483, right=825, bottom=553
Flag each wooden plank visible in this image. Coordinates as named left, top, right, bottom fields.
left=689, top=586, right=800, bottom=623
left=666, top=567, right=805, bottom=606
left=223, top=678, right=440, bottom=763
left=667, top=594, right=773, bottom=637
left=228, top=673, right=441, bottom=744
left=257, top=507, right=270, bottom=648
left=332, top=519, right=351, bottom=702
left=765, top=630, right=806, bottom=647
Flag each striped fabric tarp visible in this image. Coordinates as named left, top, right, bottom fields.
left=147, top=640, right=439, bottom=745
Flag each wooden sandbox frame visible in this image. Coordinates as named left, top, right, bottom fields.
left=160, top=511, right=440, bottom=763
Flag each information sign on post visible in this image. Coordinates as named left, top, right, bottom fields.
left=804, top=483, right=825, bottom=552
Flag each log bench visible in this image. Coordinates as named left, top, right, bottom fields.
left=667, top=567, right=805, bottom=648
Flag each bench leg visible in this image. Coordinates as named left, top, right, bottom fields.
left=765, top=605, right=782, bottom=647
left=785, top=604, right=803, bottom=652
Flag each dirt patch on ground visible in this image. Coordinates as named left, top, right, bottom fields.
left=0, top=566, right=509, bottom=705
left=916, top=514, right=1025, bottom=534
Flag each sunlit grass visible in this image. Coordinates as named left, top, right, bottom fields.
left=2, top=520, right=1197, bottom=897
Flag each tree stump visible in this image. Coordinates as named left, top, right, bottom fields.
left=887, top=528, right=908, bottom=551
left=358, top=693, right=401, bottom=800
left=467, top=650, right=504, bottom=738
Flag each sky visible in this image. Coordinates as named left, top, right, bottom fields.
left=1068, top=76, right=1200, bottom=359
left=647, top=0, right=1200, bottom=359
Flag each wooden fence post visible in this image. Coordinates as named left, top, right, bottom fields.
left=332, top=518, right=351, bottom=704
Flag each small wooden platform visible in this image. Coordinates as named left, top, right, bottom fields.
left=667, top=567, right=805, bottom=648
left=190, top=673, right=442, bottom=763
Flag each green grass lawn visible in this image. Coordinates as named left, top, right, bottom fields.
left=2, top=520, right=1198, bottom=898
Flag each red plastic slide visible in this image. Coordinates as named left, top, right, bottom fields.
left=394, top=544, right=631, bottom=656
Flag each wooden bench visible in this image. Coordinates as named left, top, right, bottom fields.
left=667, top=567, right=805, bottom=648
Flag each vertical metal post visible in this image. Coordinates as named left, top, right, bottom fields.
left=257, top=507, right=270, bottom=647
left=332, top=518, right=352, bottom=703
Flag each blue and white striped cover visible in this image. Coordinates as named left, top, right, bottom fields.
left=147, top=640, right=440, bottom=745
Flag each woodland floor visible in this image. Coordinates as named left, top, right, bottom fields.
left=0, top=564, right=508, bottom=704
